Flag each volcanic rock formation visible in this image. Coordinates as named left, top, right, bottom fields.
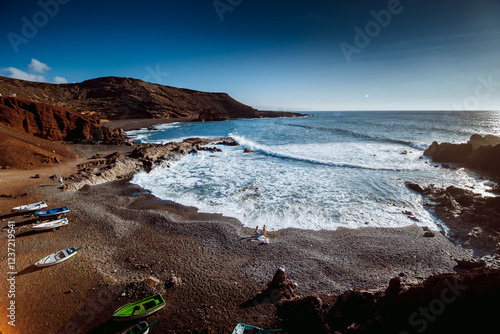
left=0, top=76, right=305, bottom=121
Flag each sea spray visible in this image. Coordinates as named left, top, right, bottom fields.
left=130, top=111, right=499, bottom=231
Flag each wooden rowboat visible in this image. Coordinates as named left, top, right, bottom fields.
left=121, top=320, right=158, bottom=334
left=112, top=294, right=165, bottom=321
left=12, top=201, right=47, bottom=213
left=232, top=323, right=283, bottom=334
left=35, top=247, right=80, bottom=267
left=32, top=218, right=69, bottom=231
left=35, top=206, right=69, bottom=218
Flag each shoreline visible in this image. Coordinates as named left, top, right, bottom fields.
left=0, top=140, right=486, bottom=334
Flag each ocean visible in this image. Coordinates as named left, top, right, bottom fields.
left=129, top=111, right=500, bottom=231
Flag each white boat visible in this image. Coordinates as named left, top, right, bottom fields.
left=12, top=201, right=48, bottom=213
left=32, top=218, right=69, bottom=231
left=35, top=247, right=79, bottom=267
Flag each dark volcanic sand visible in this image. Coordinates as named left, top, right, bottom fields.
left=1, top=166, right=474, bottom=333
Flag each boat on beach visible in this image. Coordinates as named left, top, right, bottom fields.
left=121, top=320, right=158, bottom=334
left=232, top=323, right=283, bottom=334
left=112, top=293, right=166, bottom=321
left=32, top=218, right=69, bottom=231
left=35, top=206, right=69, bottom=218
left=12, top=201, right=47, bottom=213
left=35, top=247, right=80, bottom=267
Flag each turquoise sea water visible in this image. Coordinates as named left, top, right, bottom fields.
left=129, top=111, right=500, bottom=231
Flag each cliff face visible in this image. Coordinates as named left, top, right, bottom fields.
left=0, top=96, right=124, bottom=142
left=0, top=76, right=304, bottom=121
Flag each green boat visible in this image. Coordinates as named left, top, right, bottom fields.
left=232, top=323, right=283, bottom=334
left=112, top=294, right=165, bottom=321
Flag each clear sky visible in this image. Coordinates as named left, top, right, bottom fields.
left=1, top=0, right=499, bottom=111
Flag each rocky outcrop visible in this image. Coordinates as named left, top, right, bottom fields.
left=64, top=137, right=238, bottom=191
left=424, top=135, right=500, bottom=178
left=277, top=268, right=500, bottom=334
left=0, top=76, right=306, bottom=121
left=0, top=96, right=124, bottom=143
left=406, top=182, right=500, bottom=260
left=240, top=267, right=297, bottom=308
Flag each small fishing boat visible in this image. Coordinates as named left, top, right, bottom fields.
left=12, top=201, right=47, bottom=213
left=35, top=206, right=69, bottom=218
left=32, top=218, right=69, bottom=231
left=232, top=323, right=283, bottom=334
left=112, top=294, right=166, bottom=321
left=35, top=247, right=80, bottom=267
left=121, top=320, right=158, bottom=334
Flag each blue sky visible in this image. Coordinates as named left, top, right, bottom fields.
left=1, top=0, right=499, bottom=111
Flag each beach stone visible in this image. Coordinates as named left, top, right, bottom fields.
left=34, top=174, right=41, bottom=178
left=144, top=276, right=160, bottom=287
left=423, top=231, right=435, bottom=238
left=166, top=273, right=182, bottom=288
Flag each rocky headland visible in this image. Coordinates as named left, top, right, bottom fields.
left=64, top=137, right=238, bottom=191
left=0, top=76, right=306, bottom=121
left=424, top=134, right=500, bottom=179
left=404, top=134, right=500, bottom=264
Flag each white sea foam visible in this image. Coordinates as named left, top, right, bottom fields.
left=130, top=111, right=499, bottom=231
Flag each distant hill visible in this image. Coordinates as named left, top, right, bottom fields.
left=0, top=76, right=304, bottom=121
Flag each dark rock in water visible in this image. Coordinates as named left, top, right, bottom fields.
left=243, top=148, right=253, bottom=153
left=424, top=135, right=500, bottom=178
left=423, top=231, right=435, bottom=238
left=424, top=141, right=474, bottom=163
left=405, top=182, right=500, bottom=258
left=405, top=182, right=425, bottom=193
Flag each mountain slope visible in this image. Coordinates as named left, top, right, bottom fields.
left=0, top=76, right=303, bottom=121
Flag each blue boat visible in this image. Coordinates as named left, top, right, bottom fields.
left=35, top=206, right=70, bottom=218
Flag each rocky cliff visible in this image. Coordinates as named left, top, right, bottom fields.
left=0, top=96, right=124, bottom=142
left=0, top=76, right=305, bottom=121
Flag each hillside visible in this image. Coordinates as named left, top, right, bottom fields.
left=0, top=123, right=78, bottom=169
left=0, top=76, right=303, bottom=121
